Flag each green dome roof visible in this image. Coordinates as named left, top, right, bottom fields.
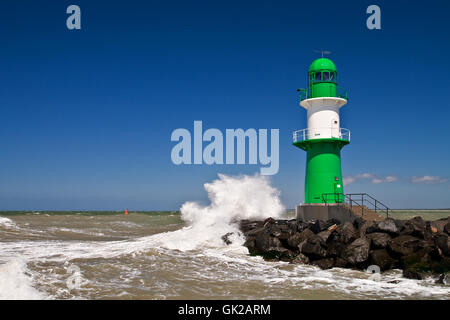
left=308, top=58, right=337, bottom=72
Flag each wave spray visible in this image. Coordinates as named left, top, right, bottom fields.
left=157, top=174, right=285, bottom=251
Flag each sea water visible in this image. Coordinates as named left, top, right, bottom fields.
left=0, top=175, right=449, bottom=300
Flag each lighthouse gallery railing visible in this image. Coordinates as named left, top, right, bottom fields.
left=293, top=127, right=350, bottom=143
left=297, top=86, right=349, bottom=101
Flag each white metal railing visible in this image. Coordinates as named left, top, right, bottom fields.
left=293, top=127, right=351, bottom=143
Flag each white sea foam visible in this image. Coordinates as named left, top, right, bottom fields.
left=110, top=221, right=143, bottom=228
left=0, top=259, right=46, bottom=300
left=152, top=173, right=285, bottom=251
left=47, top=227, right=106, bottom=237
left=0, top=217, right=17, bottom=229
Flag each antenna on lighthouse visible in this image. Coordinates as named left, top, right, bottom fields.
left=314, top=50, right=331, bottom=58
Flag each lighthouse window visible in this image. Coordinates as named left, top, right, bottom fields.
left=329, top=72, right=336, bottom=81
left=314, top=72, right=322, bottom=81
left=323, top=72, right=330, bottom=81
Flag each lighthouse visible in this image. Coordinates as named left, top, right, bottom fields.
left=294, top=57, right=351, bottom=221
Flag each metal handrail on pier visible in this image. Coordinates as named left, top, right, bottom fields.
left=320, top=193, right=390, bottom=219
left=346, top=193, right=390, bottom=219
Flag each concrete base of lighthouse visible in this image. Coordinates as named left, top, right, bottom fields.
left=296, top=203, right=357, bottom=223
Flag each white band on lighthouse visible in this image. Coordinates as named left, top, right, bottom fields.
left=300, top=97, right=347, bottom=140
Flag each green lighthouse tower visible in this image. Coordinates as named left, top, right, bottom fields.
left=294, top=57, right=350, bottom=205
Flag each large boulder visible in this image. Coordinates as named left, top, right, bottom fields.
left=336, top=222, right=359, bottom=244
left=434, top=234, right=450, bottom=256
left=343, top=237, right=370, bottom=266
left=437, top=273, right=450, bottom=285
left=393, top=219, right=405, bottom=231
left=240, top=220, right=263, bottom=234
left=400, top=248, right=433, bottom=268
left=430, top=218, right=450, bottom=234
left=325, top=222, right=358, bottom=258
left=366, top=218, right=399, bottom=236
left=308, top=219, right=340, bottom=234
left=244, top=237, right=256, bottom=252
left=367, top=232, right=391, bottom=249
left=312, top=258, right=335, bottom=270
left=290, top=253, right=310, bottom=264
left=296, top=221, right=310, bottom=232
left=401, top=216, right=427, bottom=239
left=251, top=232, right=296, bottom=260
left=254, top=233, right=283, bottom=253
left=353, top=217, right=365, bottom=230
left=246, top=226, right=266, bottom=237
left=286, top=229, right=314, bottom=250
left=268, top=221, right=293, bottom=240
left=278, top=249, right=298, bottom=262
left=400, top=242, right=444, bottom=280
left=317, top=230, right=333, bottom=243
left=369, top=249, right=398, bottom=271
left=359, top=221, right=376, bottom=237
left=335, top=257, right=348, bottom=268
left=266, top=247, right=297, bottom=261
left=387, top=235, right=429, bottom=257
left=310, top=220, right=330, bottom=234
left=403, top=268, right=427, bottom=280
left=270, top=229, right=292, bottom=240
left=300, top=234, right=327, bottom=260
left=400, top=250, right=450, bottom=279
left=444, top=223, right=450, bottom=235
left=326, top=238, right=346, bottom=259
left=263, top=217, right=276, bottom=226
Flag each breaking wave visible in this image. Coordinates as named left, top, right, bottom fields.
left=0, top=259, right=46, bottom=300
left=153, top=173, right=285, bottom=251
left=0, top=217, right=17, bottom=229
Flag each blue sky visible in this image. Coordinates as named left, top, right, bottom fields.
left=0, top=0, right=449, bottom=210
